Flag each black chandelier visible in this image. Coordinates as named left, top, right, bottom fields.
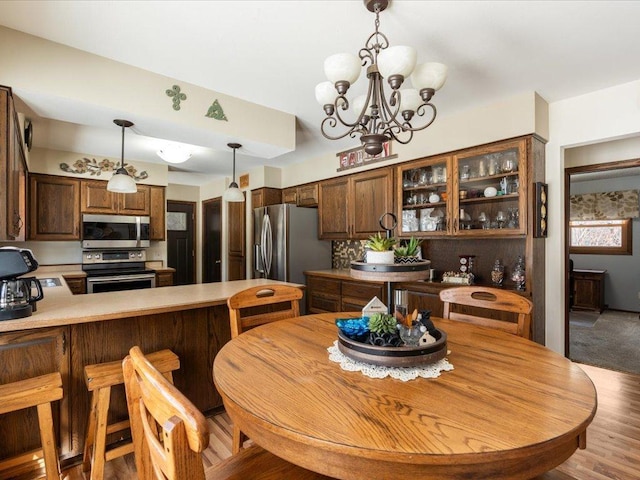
left=316, top=0, right=447, bottom=156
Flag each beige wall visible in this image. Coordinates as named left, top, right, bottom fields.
left=282, top=92, right=548, bottom=187
left=565, top=135, right=640, bottom=167
left=545, top=79, right=640, bottom=353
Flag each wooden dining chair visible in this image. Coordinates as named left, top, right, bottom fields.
left=439, top=286, right=533, bottom=339
left=227, top=284, right=303, bottom=338
left=226, top=284, right=303, bottom=453
left=122, top=346, right=332, bottom=480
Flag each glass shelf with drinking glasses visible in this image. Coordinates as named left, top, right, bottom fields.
left=397, top=156, right=451, bottom=237
left=452, top=139, right=527, bottom=236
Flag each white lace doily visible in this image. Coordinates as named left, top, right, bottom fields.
left=327, top=341, right=454, bottom=382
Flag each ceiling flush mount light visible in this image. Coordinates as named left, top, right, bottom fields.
left=107, top=119, right=138, bottom=193
left=223, top=142, right=244, bottom=202
left=157, top=144, right=192, bottom=164
left=316, top=0, right=447, bottom=156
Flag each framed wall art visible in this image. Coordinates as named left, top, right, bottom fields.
left=534, top=182, right=548, bottom=238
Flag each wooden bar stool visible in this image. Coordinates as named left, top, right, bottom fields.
left=0, top=372, right=63, bottom=480
left=82, top=349, right=180, bottom=480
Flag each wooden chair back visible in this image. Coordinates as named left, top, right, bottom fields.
left=227, top=284, right=303, bottom=338
left=123, top=346, right=209, bottom=480
left=439, top=286, right=533, bottom=339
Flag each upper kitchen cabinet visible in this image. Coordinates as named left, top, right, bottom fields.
left=28, top=174, right=81, bottom=240
left=282, top=183, right=320, bottom=207
left=81, top=179, right=150, bottom=215
left=396, top=155, right=452, bottom=237
left=251, top=187, right=281, bottom=208
left=149, top=185, right=165, bottom=241
left=0, top=86, right=27, bottom=241
left=319, top=167, right=394, bottom=240
left=397, top=138, right=531, bottom=238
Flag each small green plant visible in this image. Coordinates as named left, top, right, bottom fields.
left=394, top=237, right=423, bottom=257
left=365, top=232, right=396, bottom=251
left=369, top=313, right=398, bottom=335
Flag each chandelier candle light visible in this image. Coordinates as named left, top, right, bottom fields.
left=316, top=0, right=447, bottom=156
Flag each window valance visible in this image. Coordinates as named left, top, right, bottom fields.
left=570, top=190, right=639, bottom=220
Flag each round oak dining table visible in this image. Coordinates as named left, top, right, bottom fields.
left=213, top=312, right=597, bottom=480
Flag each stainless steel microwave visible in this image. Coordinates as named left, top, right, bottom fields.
left=82, top=214, right=150, bottom=249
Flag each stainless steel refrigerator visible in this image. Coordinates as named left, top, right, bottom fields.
left=253, top=204, right=331, bottom=287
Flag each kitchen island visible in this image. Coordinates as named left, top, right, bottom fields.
left=0, top=276, right=302, bottom=469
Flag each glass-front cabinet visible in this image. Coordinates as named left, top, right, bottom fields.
left=397, top=155, right=452, bottom=237
left=396, top=138, right=528, bottom=237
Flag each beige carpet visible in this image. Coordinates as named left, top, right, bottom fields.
left=569, top=309, right=640, bottom=375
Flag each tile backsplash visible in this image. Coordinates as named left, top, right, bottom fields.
left=332, top=240, right=366, bottom=269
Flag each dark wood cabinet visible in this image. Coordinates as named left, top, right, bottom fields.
left=305, top=273, right=386, bottom=313
left=1, top=86, right=27, bottom=241
left=297, top=183, right=319, bottom=207
left=155, top=269, right=175, bottom=287
left=318, top=167, right=394, bottom=240
left=28, top=174, right=81, bottom=240
left=0, top=327, right=70, bottom=462
left=149, top=185, right=166, bottom=240
left=572, top=269, right=606, bottom=313
left=227, top=201, right=246, bottom=280
left=282, top=187, right=297, bottom=204
left=80, top=179, right=150, bottom=215
left=252, top=187, right=282, bottom=208
left=63, top=275, right=86, bottom=295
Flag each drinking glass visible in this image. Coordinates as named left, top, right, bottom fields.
left=496, top=211, right=507, bottom=229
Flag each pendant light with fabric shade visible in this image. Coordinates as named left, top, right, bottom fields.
left=223, top=142, right=245, bottom=202
left=107, top=119, right=138, bottom=194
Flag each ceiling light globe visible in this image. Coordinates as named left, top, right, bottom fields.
left=107, top=170, right=137, bottom=193
left=399, top=88, right=422, bottom=113
left=157, top=146, right=192, bottom=164
left=315, top=81, right=337, bottom=106
left=411, top=62, right=448, bottom=91
left=223, top=184, right=245, bottom=202
left=324, top=53, right=361, bottom=84
left=377, top=46, right=417, bottom=79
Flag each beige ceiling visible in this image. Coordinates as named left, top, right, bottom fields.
left=1, top=0, right=640, bottom=186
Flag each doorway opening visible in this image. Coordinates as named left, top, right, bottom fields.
left=202, top=197, right=222, bottom=283
left=564, top=157, right=640, bottom=375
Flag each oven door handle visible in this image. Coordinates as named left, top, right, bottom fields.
left=87, top=274, right=156, bottom=284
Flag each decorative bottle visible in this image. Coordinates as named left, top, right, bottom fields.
left=511, top=256, right=525, bottom=290
left=491, top=259, right=504, bottom=286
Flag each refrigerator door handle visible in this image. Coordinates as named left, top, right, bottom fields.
left=261, top=213, right=273, bottom=278
left=254, top=244, right=264, bottom=274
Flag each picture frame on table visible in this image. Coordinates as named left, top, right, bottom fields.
left=534, top=182, right=548, bottom=238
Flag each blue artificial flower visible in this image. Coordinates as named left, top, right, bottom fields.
left=336, top=317, right=370, bottom=338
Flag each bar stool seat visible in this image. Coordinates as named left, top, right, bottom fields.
left=0, top=372, right=63, bottom=480
left=82, top=349, right=179, bottom=480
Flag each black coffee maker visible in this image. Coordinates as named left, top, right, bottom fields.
left=0, top=247, right=44, bottom=321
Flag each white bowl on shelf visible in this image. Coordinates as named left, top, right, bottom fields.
left=484, top=187, right=498, bottom=197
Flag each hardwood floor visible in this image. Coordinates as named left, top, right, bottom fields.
left=60, top=364, right=639, bottom=480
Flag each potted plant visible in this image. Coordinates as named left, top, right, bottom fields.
left=364, top=232, right=396, bottom=264
left=394, top=237, right=423, bottom=263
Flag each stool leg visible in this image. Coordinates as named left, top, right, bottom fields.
left=36, top=402, right=61, bottom=480
left=90, top=386, right=111, bottom=480
left=82, top=390, right=100, bottom=472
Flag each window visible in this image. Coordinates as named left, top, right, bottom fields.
left=569, top=219, right=632, bottom=255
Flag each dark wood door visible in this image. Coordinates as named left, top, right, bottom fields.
left=351, top=167, right=394, bottom=238
left=227, top=200, right=246, bottom=280
left=167, top=200, right=195, bottom=285
left=318, top=176, right=350, bottom=239
left=203, top=198, right=222, bottom=283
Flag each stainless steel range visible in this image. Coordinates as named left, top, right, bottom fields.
left=82, top=250, right=156, bottom=294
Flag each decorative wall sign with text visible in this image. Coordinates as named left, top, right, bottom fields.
left=336, top=141, right=396, bottom=172
left=205, top=99, right=228, bottom=121
left=534, top=182, right=548, bottom=238
left=60, top=158, right=149, bottom=180
left=166, top=85, right=187, bottom=111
